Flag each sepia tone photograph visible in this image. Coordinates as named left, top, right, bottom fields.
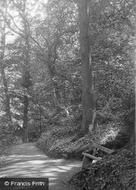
left=0, top=0, right=135, bottom=189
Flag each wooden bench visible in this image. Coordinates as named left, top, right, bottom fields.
left=92, top=142, right=115, bottom=154
left=82, top=142, right=114, bottom=169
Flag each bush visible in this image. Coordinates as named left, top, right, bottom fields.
left=36, top=124, right=80, bottom=158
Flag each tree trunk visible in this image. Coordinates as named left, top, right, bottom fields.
left=0, top=1, right=12, bottom=123
left=0, top=64, right=12, bottom=122
left=22, top=95, right=29, bottom=142
left=79, top=0, right=94, bottom=135
left=21, top=0, right=31, bottom=142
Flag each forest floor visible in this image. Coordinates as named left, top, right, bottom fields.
left=0, top=143, right=81, bottom=190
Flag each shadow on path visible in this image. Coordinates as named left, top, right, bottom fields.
left=0, top=143, right=81, bottom=190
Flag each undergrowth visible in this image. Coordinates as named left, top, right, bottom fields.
left=36, top=120, right=126, bottom=159
left=69, top=148, right=135, bottom=190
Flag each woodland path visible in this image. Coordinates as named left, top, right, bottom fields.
left=0, top=143, right=81, bottom=190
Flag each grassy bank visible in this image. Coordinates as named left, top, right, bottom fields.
left=36, top=120, right=128, bottom=159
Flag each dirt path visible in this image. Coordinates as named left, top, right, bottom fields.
left=0, top=143, right=81, bottom=190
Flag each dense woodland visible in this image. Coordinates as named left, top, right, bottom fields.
left=0, top=0, right=135, bottom=189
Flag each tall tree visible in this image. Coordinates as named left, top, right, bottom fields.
left=0, top=0, right=12, bottom=123
left=79, top=0, right=94, bottom=135
left=8, top=0, right=32, bottom=142
left=21, top=0, right=32, bottom=143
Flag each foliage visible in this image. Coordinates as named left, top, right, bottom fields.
left=36, top=119, right=127, bottom=159
left=0, top=0, right=135, bottom=155
left=36, top=123, right=79, bottom=158
left=0, top=118, right=14, bottom=155
left=70, top=148, right=136, bottom=190
left=0, top=1, right=135, bottom=188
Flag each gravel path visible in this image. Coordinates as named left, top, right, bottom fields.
left=0, top=143, right=81, bottom=190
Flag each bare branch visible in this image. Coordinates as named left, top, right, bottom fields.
left=7, top=12, right=24, bottom=33
left=0, top=11, right=24, bottom=38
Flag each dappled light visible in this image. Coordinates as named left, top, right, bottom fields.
left=0, top=143, right=81, bottom=190
left=0, top=0, right=135, bottom=189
